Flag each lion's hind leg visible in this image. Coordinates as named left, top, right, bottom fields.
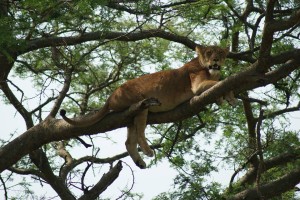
left=135, top=109, right=154, bottom=157
left=125, top=98, right=160, bottom=168
left=126, top=125, right=146, bottom=169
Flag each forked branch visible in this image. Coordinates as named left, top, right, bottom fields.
left=78, top=161, right=123, bottom=200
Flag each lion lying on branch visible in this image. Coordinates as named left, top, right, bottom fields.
left=60, top=45, right=237, bottom=169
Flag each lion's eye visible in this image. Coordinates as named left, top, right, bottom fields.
left=206, top=51, right=212, bottom=57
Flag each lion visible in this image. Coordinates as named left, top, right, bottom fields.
left=60, top=45, right=237, bottom=169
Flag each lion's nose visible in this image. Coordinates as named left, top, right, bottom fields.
left=213, top=58, right=219, bottom=62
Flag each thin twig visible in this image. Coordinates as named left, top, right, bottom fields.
left=0, top=175, right=8, bottom=200
left=167, top=122, right=182, bottom=157
left=256, top=107, right=265, bottom=199
left=115, top=161, right=135, bottom=200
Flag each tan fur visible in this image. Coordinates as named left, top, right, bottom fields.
left=61, top=45, right=237, bottom=168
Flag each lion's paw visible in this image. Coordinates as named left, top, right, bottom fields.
left=227, top=98, right=238, bottom=107
left=135, top=159, right=147, bottom=169
left=144, top=148, right=154, bottom=157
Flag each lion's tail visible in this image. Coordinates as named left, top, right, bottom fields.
left=60, top=102, right=110, bottom=127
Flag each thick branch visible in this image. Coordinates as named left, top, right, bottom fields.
left=270, top=8, right=300, bottom=32
left=78, top=161, right=123, bottom=200
left=238, top=148, right=300, bottom=186
left=270, top=49, right=300, bottom=65
left=228, top=167, right=300, bottom=200
left=106, top=0, right=199, bottom=15
left=0, top=53, right=16, bottom=82
left=20, top=29, right=196, bottom=55
left=242, top=96, right=259, bottom=170
left=30, top=149, right=75, bottom=200
left=257, top=0, right=276, bottom=71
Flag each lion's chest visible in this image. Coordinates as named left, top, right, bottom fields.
left=208, top=69, right=221, bottom=80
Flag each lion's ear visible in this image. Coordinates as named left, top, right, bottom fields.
left=195, top=45, right=205, bottom=56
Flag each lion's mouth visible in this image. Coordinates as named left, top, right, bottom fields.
left=208, top=64, right=221, bottom=70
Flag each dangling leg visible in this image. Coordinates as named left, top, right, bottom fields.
left=125, top=98, right=161, bottom=168
left=125, top=124, right=146, bottom=169
left=135, top=109, right=154, bottom=157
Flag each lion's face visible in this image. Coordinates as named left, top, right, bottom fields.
left=196, top=45, right=229, bottom=73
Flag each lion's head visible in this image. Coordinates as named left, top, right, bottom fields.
left=195, top=45, right=229, bottom=74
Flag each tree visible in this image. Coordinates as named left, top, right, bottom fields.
left=0, top=0, right=300, bottom=199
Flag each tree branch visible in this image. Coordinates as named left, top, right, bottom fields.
left=229, top=150, right=259, bottom=190
left=257, top=0, right=276, bottom=72
left=263, top=101, right=300, bottom=119
left=241, top=96, right=259, bottom=183
left=238, top=148, right=300, bottom=186
left=255, top=108, right=265, bottom=198
left=29, top=149, right=75, bottom=200
left=270, top=8, right=300, bottom=32
left=13, top=28, right=256, bottom=63
left=19, top=29, right=196, bottom=55
left=228, top=167, right=300, bottom=200
left=55, top=141, right=73, bottom=177
left=0, top=175, right=8, bottom=200
left=106, top=0, right=200, bottom=15
left=30, top=97, right=57, bottom=114
left=0, top=80, right=33, bottom=129
left=48, top=68, right=72, bottom=118
left=8, top=166, right=43, bottom=177
left=78, top=161, right=123, bottom=200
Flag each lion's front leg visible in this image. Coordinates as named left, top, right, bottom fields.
left=191, top=80, right=218, bottom=95
left=192, top=80, right=225, bottom=104
left=191, top=80, right=237, bottom=106
left=216, top=91, right=237, bottom=106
